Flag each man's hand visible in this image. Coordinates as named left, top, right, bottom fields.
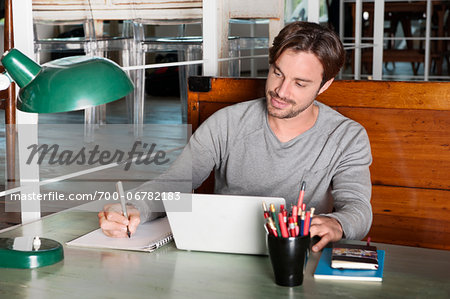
left=98, top=203, right=141, bottom=238
left=309, top=215, right=343, bottom=252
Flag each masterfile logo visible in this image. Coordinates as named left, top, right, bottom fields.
left=26, top=141, right=170, bottom=170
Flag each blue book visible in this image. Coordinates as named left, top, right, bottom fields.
left=314, top=248, right=385, bottom=282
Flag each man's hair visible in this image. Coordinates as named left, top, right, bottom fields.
left=269, top=21, right=345, bottom=85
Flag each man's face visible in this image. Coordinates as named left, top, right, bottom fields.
left=265, top=49, right=327, bottom=120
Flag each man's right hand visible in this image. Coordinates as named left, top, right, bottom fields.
left=98, top=203, right=141, bottom=238
left=309, top=215, right=343, bottom=252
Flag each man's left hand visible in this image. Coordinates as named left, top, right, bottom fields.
left=309, top=215, right=343, bottom=252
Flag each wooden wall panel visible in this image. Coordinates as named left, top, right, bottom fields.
left=370, top=186, right=450, bottom=249
left=194, top=77, right=266, bottom=103
left=334, top=107, right=450, bottom=189
left=318, top=80, right=450, bottom=110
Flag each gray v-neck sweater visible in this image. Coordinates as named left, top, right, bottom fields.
left=135, top=98, right=373, bottom=240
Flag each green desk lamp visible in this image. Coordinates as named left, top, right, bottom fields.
left=0, top=48, right=133, bottom=113
left=0, top=49, right=133, bottom=268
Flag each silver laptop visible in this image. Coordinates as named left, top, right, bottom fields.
left=163, top=193, right=285, bottom=255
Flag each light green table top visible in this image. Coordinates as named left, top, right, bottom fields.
left=0, top=211, right=449, bottom=299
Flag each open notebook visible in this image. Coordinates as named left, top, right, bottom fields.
left=66, top=217, right=172, bottom=252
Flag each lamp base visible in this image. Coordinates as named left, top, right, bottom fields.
left=0, top=237, right=64, bottom=269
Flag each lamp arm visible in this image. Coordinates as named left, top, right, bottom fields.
left=0, top=72, right=12, bottom=91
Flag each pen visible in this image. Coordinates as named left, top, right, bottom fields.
left=116, top=181, right=131, bottom=238
left=300, top=210, right=305, bottom=236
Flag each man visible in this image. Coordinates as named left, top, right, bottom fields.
left=99, top=21, right=372, bottom=253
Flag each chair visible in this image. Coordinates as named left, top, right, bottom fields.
left=132, top=19, right=240, bottom=124
left=130, top=21, right=202, bottom=127
left=202, top=0, right=285, bottom=75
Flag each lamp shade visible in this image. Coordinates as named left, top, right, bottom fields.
left=1, top=48, right=133, bottom=113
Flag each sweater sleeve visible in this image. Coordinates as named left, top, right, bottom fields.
left=129, top=111, right=226, bottom=222
left=324, top=125, right=373, bottom=240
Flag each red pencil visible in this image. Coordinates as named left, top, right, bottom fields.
left=297, top=181, right=306, bottom=210
left=288, top=217, right=296, bottom=237
left=303, top=211, right=311, bottom=236
left=278, top=213, right=289, bottom=238
left=282, top=209, right=288, bottom=226
left=267, top=218, right=278, bottom=237
left=262, top=202, right=269, bottom=218
left=292, top=205, right=298, bottom=219
left=292, top=205, right=299, bottom=236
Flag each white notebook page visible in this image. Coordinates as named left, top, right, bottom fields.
left=66, top=217, right=172, bottom=252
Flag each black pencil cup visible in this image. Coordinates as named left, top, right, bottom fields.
left=267, top=234, right=310, bottom=287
